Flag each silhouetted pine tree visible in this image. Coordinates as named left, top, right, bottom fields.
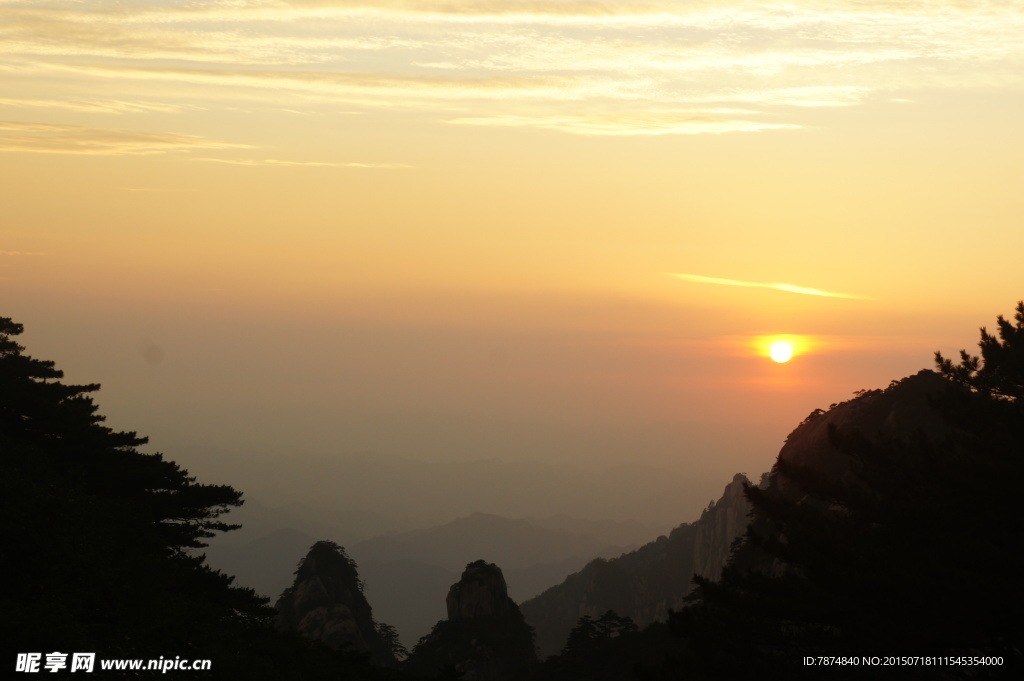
left=661, top=304, right=1024, bottom=679
left=377, top=622, right=409, bottom=662
left=0, top=317, right=414, bottom=679
left=0, top=317, right=243, bottom=553
left=936, top=300, right=1024, bottom=399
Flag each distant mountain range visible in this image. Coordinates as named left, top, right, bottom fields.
left=520, top=473, right=758, bottom=656
left=203, top=511, right=655, bottom=647
left=208, top=368, right=1011, bottom=672
left=184, top=447, right=723, bottom=534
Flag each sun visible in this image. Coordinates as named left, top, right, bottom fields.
left=769, top=341, right=794, bottom=363
left=751, top=333, right=811, bottom=363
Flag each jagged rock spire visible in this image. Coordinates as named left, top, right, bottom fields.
left=447, top=560, right=512, bottom=620
left=275, top=541, right=395, bottom=665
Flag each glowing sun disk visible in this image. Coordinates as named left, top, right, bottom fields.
left=770, top=341, right=794, bottom=363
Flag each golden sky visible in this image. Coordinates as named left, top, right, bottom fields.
left=3, top=1, right=1023, bottom=507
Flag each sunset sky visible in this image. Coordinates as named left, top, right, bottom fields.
left=3, top=1, right=1022, bottom=524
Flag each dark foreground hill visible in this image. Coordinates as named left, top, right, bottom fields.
left=530, top=302, right=1024, bottom=678
left=665, top=366, right=1023, bottom=678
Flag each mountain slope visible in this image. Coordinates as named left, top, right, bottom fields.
left=520, top=474, right=755, bottom=657
left=351, top=512, right=638, bottom=647
left=669, top=369, right=1024, bottom=676
left=351, top=512, right=635, bottom=574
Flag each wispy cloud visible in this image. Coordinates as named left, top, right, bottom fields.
left=37, top=62, right=588, bottom=102
left=192, top=157, right=412, bottom=168
left=172, top=1, right=1024, bottom=29
left=0, top=97, right=184, bottom=114
left=341, top=162, right=413, bottom=168
left=2, top=0, right=1023, bottom=139
left=667, top=273, right=870, bottom=299
left=0, top=120, right=248, bottom=155
left=448, top=113, right=798, bottom=136
left=0, top=250, right=46, bottom=256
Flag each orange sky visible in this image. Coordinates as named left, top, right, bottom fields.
left=3, top=0, right=1022, bottom=524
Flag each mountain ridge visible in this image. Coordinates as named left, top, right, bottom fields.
left=520, top=472, right=757, bottom=656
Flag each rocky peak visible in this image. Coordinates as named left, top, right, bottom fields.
left=520, top=470, right=761, bottom=657
left=447, top=560, right=512, bottom=620
left=275, top=541, right=394, bottom=664
left=692, top=473, right=753, bottom=580
left=406, top=560, right=537, bottom=680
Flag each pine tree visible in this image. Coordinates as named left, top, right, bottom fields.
left=376, top=622, right=409, bottom=662
left=0, top=317, right=266, bottom=663
left=0, top=316, right=244, bottom=553
left=1, top=316, right=418, bottom=679
left=662, top=304, right=1024, bottom=679
left=935, top=300, right=1024, bottom=399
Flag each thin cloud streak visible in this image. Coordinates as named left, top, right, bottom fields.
left=0, top=120, right=249, bottom=155
left=192, top=157, right=412, bottom=168
left=667, top=273, right=870, bottom=300
left=38, top=62, right=589, bottom=101
left=119, top=1, right=1024, bottom=30
left=449, top=113, right=798, bottom=136
left=0, top=97, right=184, bottom=114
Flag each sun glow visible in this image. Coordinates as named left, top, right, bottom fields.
left=769, top=341, right=793, bottom=363
left=750, top=334, right=811, bottom=363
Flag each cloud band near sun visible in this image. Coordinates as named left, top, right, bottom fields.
left=667, top=273, right=869, bottom=299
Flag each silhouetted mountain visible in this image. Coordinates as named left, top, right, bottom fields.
left=179, top=446, right=717, bottom=533
left=206, top=496, right=402, bottom=546
left=521, top=473, right=755, bottom=657
left=669, top=367, right=1024, bottom=677
left=776, top=369, right=959, bottom=477
left=204, top=511, right=640, bottom=648
left=731, top=369, right=969, bottom=577
left=504, top=556, right=608, bottom=611
left=275, top=541, right=396, bottom=666
left=357, top=554, right=614, bottom=659
left=523, top=515, right=659, bottom=547
left=406, top=560, right=537, bottom=680
left=352, top=512, right=634, bottom=576
left=350, top=513, right=638, bottom=646
left=692, top=472, right=761, bottom=580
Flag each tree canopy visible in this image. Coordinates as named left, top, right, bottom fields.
left=0, top=316, right=245, bottom=552
left=661, top=303, right=1024, bottom=679
left=936, top=299, right=1024, bottom=400
left=0, top=316, right=412, bottom=679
